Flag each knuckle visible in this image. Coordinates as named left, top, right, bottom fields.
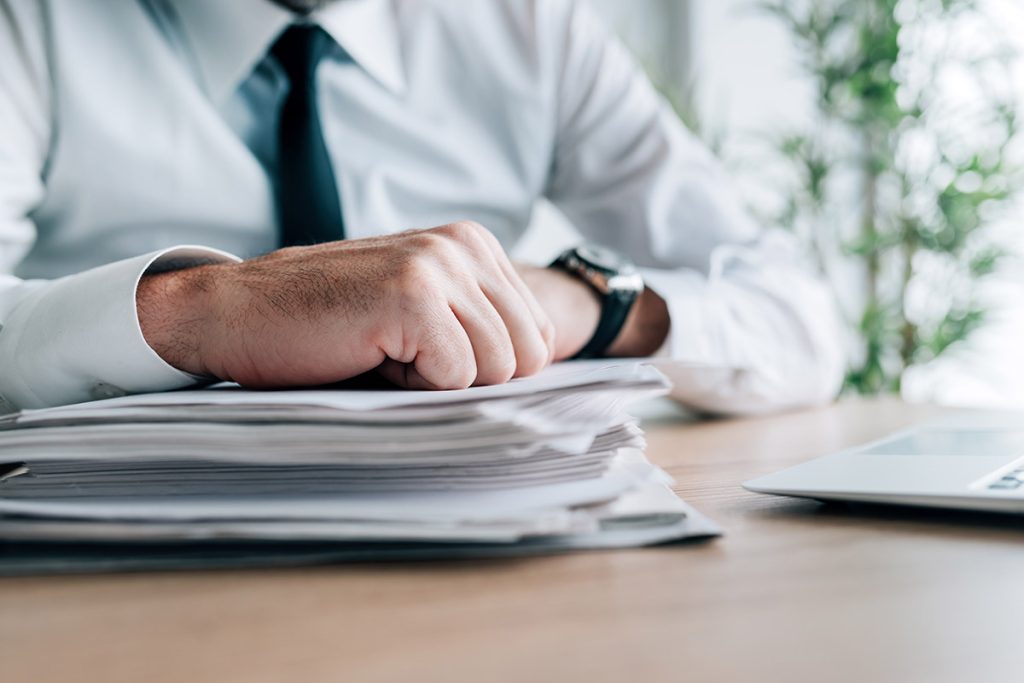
left=408, top=230, right=448, bottom=254
left=397, top=255, right=432, bottom=284
left=393, top=258, right=442, bottom=304
left=530, top=310, right=555, bottom=338
left=540, top=319, right=556, bottom=342
left=516, top=343, right=549, bottom=377
left=443, top=220, right=489, bottom=245
left=429, top=351, right=476, bottom=390
left=450, top=365, right=477, bottom=390
left=412, top=231, right=466, bottom=269
left=476, top=352, right=516, bottom=386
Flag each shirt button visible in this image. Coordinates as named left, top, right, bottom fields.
left=91, top=382, right=126, bottom=400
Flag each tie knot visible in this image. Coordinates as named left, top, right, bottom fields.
left=271, top=24, right=333, bottom=83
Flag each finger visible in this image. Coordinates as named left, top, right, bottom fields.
left=378, top=359, right=454, bottom=391
left=502, top=266, right=556, bottom=366
left=380, top=306, right=476, bottom=390
left=477, top=277, right=551, bottom=379
left=475, top=234, right=556, bottom=364
left=450, top=291, right=518, bottom=386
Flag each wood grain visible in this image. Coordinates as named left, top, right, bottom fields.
left=2, top=398, right=1023, bottom=683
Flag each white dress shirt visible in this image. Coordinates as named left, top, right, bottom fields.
left=0, top=0, right=845, bottom=413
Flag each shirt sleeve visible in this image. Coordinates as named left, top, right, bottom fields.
left=0, top=3, right=240, bottom=411
left=543, top=0, right=845, bottom=415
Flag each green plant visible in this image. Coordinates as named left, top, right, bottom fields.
left=761, top=0, right=1020, bottom=394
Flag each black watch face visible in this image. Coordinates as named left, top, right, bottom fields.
left=576, top=244, right=632, bottom=273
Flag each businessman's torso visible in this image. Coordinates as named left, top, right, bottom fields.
left=20, top=0, right=559, bottom=278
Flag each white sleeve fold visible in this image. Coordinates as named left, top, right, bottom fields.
left=639, top=233, right=845, bottom=415
left=0, top=246, right=240, bottom=410
left=544, top=0, right=846, bottom=415
left=0, top=7, right=245, bottom=411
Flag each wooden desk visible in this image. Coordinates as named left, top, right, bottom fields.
left=3, top=399, right=1022, bottom=683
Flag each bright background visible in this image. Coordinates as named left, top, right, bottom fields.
left=517, top=0, right=1024, bottom=410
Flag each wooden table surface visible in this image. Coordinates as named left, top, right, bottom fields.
left=3, top=398, right=1023, bottom=683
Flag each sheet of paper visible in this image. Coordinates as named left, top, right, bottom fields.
left=8, top=359, right=670, bottom=419
left=0, top=451, right=664, bottom=523
left=0, top=503, right=720, bottom=576
left=0, top=360, right=722, bottom=569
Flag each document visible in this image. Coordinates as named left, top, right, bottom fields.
left=0, top=360, right=719, bottom=574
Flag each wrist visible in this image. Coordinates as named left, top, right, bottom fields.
left=606, top=286, right=670, bottom=357
left=516, top=262, right=670, bottom=360
left=136, top=264, right=220, bottom=377
left=516, top=265, right=600, bottom=360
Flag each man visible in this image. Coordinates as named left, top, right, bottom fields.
left=0, top=0, right=844, bottom=413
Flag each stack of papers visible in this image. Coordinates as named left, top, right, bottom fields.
left=0, top=361, right=719, bottom=573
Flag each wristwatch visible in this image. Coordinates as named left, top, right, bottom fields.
left=549, top=245, right=645, bottom=359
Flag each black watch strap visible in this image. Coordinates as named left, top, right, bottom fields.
left=549, top=246, right=643, bottom=360
left=574, top=289, right=638, bottom=359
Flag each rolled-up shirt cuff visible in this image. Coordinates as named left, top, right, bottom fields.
left=0, top=246, right=240, bottom=410
left=636, top=257, right=843, bottom=415
left=639, top=267, right=736, bottom=366
left=636, top=266, right=778, bottom=415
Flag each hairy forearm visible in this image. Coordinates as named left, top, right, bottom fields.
left=137, top=264, right=218, bottom=377
left=137, top=238, right=670, bottom=394
left=135, top=222, right=556, bottom=391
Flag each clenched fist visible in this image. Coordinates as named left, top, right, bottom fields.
left=137, top=221, right=556, bottom=390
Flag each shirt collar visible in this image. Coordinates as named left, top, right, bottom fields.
left=171, top=0, right=406, bottom=106
left=317, top=0, right=406, bottom=95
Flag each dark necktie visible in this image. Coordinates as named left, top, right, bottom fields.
left=271, top=24, right=345, bottom=247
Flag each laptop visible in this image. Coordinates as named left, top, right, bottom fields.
left=744, top=419, right=1024, bottom=513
